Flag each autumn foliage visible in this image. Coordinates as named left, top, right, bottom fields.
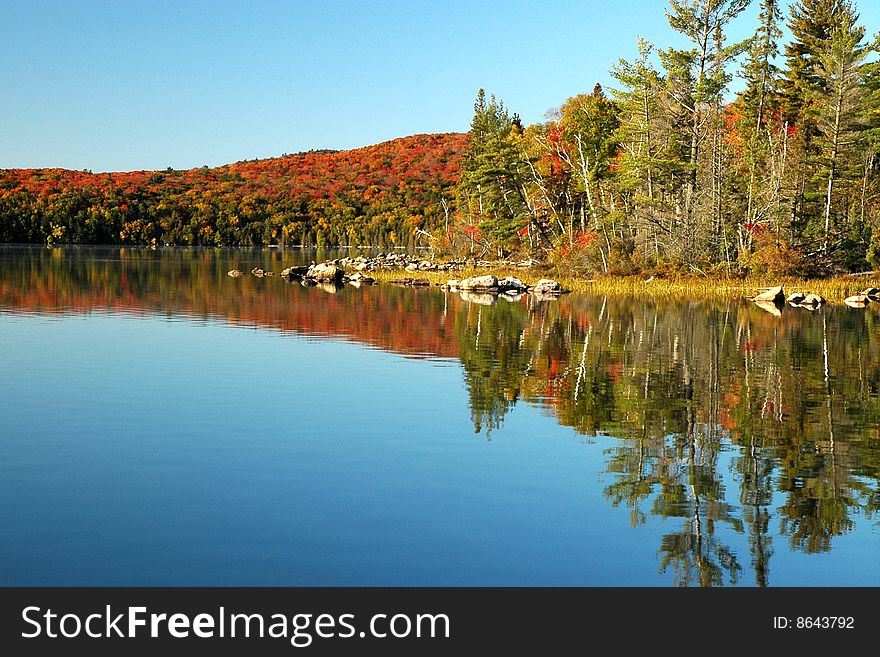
left=0, top=133, right=466, bottom=247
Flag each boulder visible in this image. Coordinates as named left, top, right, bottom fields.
left=786, top=292, right=806, bottom=304
left=862, top=287, right=880, bottom=296
left=347, top=272, right=375, bottom=285
left=458, top=275, right=499, bottom=291
left=251, top=267, right=265, bottom=278
left=800, top=293, right=826, bottom=306
left=280, top=265, right=309, bottom=279
left=751, top=285, right=784, bottom=303
left=497, top=276, right=527, bottom=292
left=532, top=279, right=562, bottom=295
left=446, top=279, right=460, bottom=290
left=306, top=262, right=344, bottom=283
left=227, top=269, right=244, bottom=278
left=845, top=294, right=870, bottom=308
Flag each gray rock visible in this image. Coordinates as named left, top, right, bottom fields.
left=458, top=275, right=499, bottom=291
left=280, top=265, right=309, bottom=279
left=498, top=276, right=527, bottom=292
left=532, top=279, right=562, bottom=295
left=800, top=293, right=826, bottom=306
left=751, top=285, right=784, bottom=303
left=348, top=272, right=375, bottom=285
left=845, top=294, right=870, bottom=308
left=307, top=262, right=344, bottom=282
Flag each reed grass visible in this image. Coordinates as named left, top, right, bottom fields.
left=367, top=267, right=879, bottom=302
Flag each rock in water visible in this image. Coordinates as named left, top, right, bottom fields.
left=227, top=269, right=244, bottom=278
left=786, top=292, right=806, bottom=304
left=306, top=262, right=344, bottom=283
left=845, top=294, right=870, bottom=308
left=497, top=276, right=526, bottom=292
left=800, top=293, right=826, bottom=306
left=280, top=265, right=310, bottom=279
left=751, top=285, right=784, bottom=303
left=861, top=287, right=880, bottom=296
left=347, top=272, right=375, bottom=287
left=532, top=279, right=562, bottom=295
left=457, top=275, right=499, bottom=291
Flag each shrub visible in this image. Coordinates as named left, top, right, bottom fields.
left=739, top=233, right=816, bottom=277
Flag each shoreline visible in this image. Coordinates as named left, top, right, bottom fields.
left=8, top=242, right=880, bottom=302
left=362, top=267, right=879, bottom=303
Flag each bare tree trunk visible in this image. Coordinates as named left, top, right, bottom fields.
left=824, top=88, right=843, bottom=253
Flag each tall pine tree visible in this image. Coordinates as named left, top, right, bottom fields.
left=458, top=90, right=531, bottom=256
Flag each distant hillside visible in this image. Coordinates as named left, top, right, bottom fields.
left=0, top=133, right=467, bottom=246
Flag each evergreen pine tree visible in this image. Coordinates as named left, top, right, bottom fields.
left=458, top=90, right=531, bottom=255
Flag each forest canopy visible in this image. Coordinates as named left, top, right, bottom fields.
left=0, top=134, right=465, bottom=250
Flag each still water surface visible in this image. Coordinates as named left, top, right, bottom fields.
left=1, top=246, right=879, bottom=586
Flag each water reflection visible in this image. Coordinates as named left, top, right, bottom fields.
left=2, top=245, right=880, bottom=586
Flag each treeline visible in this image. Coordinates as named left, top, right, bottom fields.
left=0, top=133, right=464, bottom=248
left=456, top=0, right=880, bottom=275
left=5, top=1, right=880, bottom=277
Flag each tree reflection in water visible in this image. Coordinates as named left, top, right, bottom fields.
left=3, top=245, right=880, bottom=586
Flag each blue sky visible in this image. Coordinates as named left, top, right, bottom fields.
left=2, top=0, right=878, bottom=172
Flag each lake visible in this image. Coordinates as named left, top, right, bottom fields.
left=1, top=245, right=879, bottom=586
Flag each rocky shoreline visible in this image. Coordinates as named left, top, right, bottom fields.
left=748, top=283, right=880, bottom=314
left=227, top=253, right=567, bottom=304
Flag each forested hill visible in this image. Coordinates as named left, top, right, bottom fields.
left=0, top=132, right=467, bottom=247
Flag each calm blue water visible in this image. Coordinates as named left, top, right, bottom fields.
left=0, top=314, right=634, bottom=585
left=1, top=246, right=879, bottom=586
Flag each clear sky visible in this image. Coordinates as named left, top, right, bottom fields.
left=2, top=0, right=878, bottom=172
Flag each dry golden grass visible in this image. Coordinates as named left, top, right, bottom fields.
left=367, top=268, right=878, bottom=302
